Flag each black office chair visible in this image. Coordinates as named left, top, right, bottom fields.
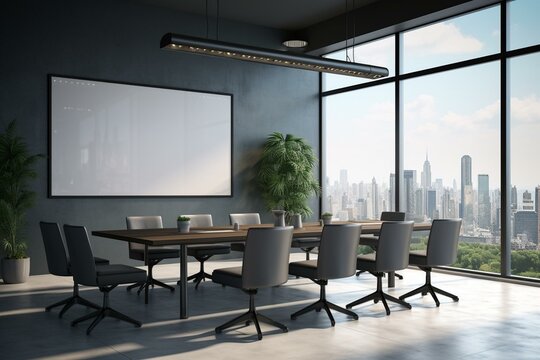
left=212, top=226, right=294, bottom=340
left=63, top=224, right=147, bottom=334
left=229, top=213, right=261, bottom=252
left=289, top=223, right=362, bottom=326
left=399, top=219, right=462, bottom=307
left=346, top=221, right=414, bottom=315
left=125, top=216, right=178, bottom=295
left=40, top=221, right=109, bottom=317
left=181, top=214, right=231, bottom=289
left=357, top=211, right=406, bottom=279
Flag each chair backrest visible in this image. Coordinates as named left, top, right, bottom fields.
left=316, top=224, right=362, bottom=280
left=229, top=213, right=261, bottom=226
left=126, top=216, right=163, bottom=252
left=63, top=224, right=97, bottom=287
left=376, top=221, right=414, bottom=272
left=380, top=212, right=406, bottom=221
left=426, top=219, right=462, bottom=266
left=241, top=226, right=293, bottom=289
left=39, top=221, right=70, bottom=276
left=182, top=214, right=213, bottom=227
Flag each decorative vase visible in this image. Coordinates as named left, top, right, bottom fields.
left=291, top=214, right=303, bottom=229
left=1, top=257, right=30, bottom=284
left=272, top=210, right=286, bottom=227
left=177, top=221, right=190, bottom=233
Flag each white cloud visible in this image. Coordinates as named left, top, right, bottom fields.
left=405, top=22, right=483, bottom=55
left=511, top=95, right=540, bottom=124
left=405, top=94, right=436, bottom=120
left=442, top=100, right=499, bottom=130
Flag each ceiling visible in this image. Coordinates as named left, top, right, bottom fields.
left=135, top=0, right=382, bottom=31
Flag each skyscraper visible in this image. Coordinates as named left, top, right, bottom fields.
left=427, top=189, right=437, bottom=219
left=421, top=153, right=432, bottom=217
left=389, top=173, right=395, bottom=212
left=403, top=170, right=416, bottom=220
left=478, top=174, right=491, bottom=229
left=514, top=211, right=538, bottom=244
left=511, top=186, right=518, bottom=211
left=523, top=190, right=534, bottom=210
left=461, top=155, right=473, bottom=228
left=371, top=177, right=379, bottom=219
left=536, top=186, right=540, bottom=246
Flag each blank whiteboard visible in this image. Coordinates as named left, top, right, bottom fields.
left=49, top=75, right=232, bottom=197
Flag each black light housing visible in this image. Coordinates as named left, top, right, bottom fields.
left=160, top=33, right=389, bottom=79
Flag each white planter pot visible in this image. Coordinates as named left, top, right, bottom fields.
left=322, top=216, right=332, bottom=225
left=1, top=257, right=30, bottom=284
left=177, top=221, right=190, bottom=233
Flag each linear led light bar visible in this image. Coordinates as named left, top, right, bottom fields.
left=160, top=33, right=389, bottom=79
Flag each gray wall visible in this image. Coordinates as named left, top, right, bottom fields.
left=1, top=0, right=320, bottom=274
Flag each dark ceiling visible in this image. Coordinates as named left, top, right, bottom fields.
left=135, top=0, right=381, bottom=31
left=135, top=0, right=500, bottom=54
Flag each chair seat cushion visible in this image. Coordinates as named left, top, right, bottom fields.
left=230, top=243, right=245, bottom=252
left=359, top=235, right=378, bottom=248
left=291, top=237, right=320, bottom=249
left=96, top=264, right=146, bottom=286
left=93, top=257, right=109, bottom=265
left=129, top=247, right=179, bottom=261
left=187, top=244, right=231, bottom=257
left=289, top=260, right=318, bottom=279
left=356, top=253, right=377, bottom=272
left=212, top=266, right=243, bottom=289
left=409, top=250, right=428, bottom=266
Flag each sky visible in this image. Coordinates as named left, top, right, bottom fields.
left=323, top=0, right=540, bottom=191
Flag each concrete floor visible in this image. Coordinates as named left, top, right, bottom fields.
left=1, top=253, right=540, bottom=360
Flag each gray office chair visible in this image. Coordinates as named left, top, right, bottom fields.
left=357, top=211, right=406, bottom=279
left=229, top=213, right=261, bottom=252
left=126, top=216, right=178, bottom=295
left=40, top=221, right=109, bottom=317
left=399, top=219, right=462, bottom=306
left=289, top=224, right=362, bottom=326
left=346, top=221, right=414, bottom=315
left=181, top=214, right=231, bottom=289
left=212, top=226, right=294, bottom=340
left=63, top=224, right=147, bottom=335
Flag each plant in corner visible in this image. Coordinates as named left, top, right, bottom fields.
left=0, top=120, right=43, bottom=283
left=256, top=132, right=320, bottom=222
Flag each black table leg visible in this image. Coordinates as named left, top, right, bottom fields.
left=388, top=271, right=395, bottom=288
left=144, top=244, right=149, bottom=304
left=179, top=244, right=188, bottom=319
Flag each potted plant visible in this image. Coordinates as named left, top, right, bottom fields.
left=177, top=216, right=191, bottom=233
left=256, top=132, right=320, bottom=224
left=321, top=212, right=333, bottom=225
left=0, top=120, right=43, bottom=284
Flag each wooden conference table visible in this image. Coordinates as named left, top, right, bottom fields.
left=92, top=221, right=431, bottom=319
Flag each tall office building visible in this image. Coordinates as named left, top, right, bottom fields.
left=371, top=177, right=379, bottom=219
left=536, top=186, right=540, bottom=245
left=421, top=154, right=432, bottom=217
left=427, top=189, right=437, bottom=219
left=442, top=189, right=456, bottom=219
left=514, top=211, right=538, bottom=244
left=339, top=169, right=348, bottom=195
left=341, top=193, right=348, bottom=210
left=403, top=170, right=416, bottom=220
left=511, top=186, right=518, bottom=211
left=389, top=173, right=396, bottom=212
left=523, top=190, right=534, bottom=210
left=461, top=155, right=473, bottom=228
left=478, top=174, right=491, bottom=229
left=415, top=188, right=424, bottom=220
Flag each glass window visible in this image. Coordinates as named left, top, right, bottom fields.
left=323, top=36, right=395, bottom=92
left=322, top=84, right=395, bottom=221
left=402, top=62, right=501, bottom=273
left=510, top=52, right=540, bottom=278
left=508, top=0, right=540, bottom=51
left=402, top=5, right=499, bottom=73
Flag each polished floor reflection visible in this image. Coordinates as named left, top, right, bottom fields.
left=1, top=253, right=539, bottom=359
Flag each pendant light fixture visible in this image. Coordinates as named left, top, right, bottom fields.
left=160, top=0, right=388, bottom=79
left=160, top=33, right=388, bottom=79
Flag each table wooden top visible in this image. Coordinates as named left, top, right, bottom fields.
left=92, top=221, right=432, bottom=247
